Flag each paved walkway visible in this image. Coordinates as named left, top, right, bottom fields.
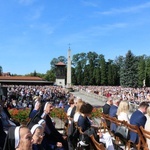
left=70, top=91, right=106, bottom=107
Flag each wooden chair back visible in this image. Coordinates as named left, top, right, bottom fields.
left=78, top=126, right=106, bottom=150
left=140, top=126, right=150, bottom=150
left=100, top=113, right=111, bottom=134
left=126, top=123, right=146, bottom=150
left=108, top=116, right=127, bottom=145
left=90, top=134, right=106, bottom=150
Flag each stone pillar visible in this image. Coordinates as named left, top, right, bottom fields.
left=67, top=48, right=71, bottom=87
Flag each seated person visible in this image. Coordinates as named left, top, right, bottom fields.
left=3, top=125, right=33, bottom=150
left=29, top=100, right=41, bottom=119
left=78, top=102, right=114, bottom=150
left=30, top=124, right=45, bottom=150
left=0, top=104, right=16, bottom=132
left=28, top=102, right=68, bottom=150
left=0, top=117, right=6, bottom=149
left=97, top=129, right=114, bottom=150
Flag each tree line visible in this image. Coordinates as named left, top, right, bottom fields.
left=49, top=50, right=150, bottom=88
left=1, top=50, right=150, bottom=87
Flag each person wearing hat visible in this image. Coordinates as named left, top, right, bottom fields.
left=27, top=102, right=68, bottom=150
left=30, top=124, right=45, bottom=150
left=3, top=125, right=33, bottom=150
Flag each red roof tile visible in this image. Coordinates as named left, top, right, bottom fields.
left=55, top=62, right=66, bottom=66
left=0, top=76, right=44, bottom=81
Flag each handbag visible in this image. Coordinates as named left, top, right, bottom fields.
left=115, top=124, right=129, bottom=140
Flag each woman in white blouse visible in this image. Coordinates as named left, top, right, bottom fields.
left=116, top=100, right=130, bottom=123
left=73, top=100, right=84, bottom=122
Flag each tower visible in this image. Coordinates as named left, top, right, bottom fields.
left=55, top=62, right=66, bottom=87
left=66, top=47, right=72, bottom=88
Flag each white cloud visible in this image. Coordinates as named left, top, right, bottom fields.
left=18, top=0, right=35, bottom=5
left=98, top=2, right=150, bottom=15
left=29, top=6, right=44, bottom=20
left=29, top=23, right=54, bottom=35
left=82, top=1, right=98, bottom=7
left=56, top=22, right=128, bottom=46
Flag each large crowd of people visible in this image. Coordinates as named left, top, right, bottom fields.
left=0, top=85, right=150, bottom=150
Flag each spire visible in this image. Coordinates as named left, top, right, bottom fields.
left=67, top=46, right=72, bottom=88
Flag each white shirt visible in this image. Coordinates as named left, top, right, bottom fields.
left=117, top=112, right=130, bottom=123
left=73, top=112, right=80, bottom=122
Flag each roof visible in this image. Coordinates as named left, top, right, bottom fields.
left=0, top=76, right=45, bottom=81
left=55, top=62, right=66, bottom=66
left=0, top=76, right=54, bottom=85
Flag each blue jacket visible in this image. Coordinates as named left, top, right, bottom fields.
left=109, top=105, right=118, bottom=132
left=129, top=109, right=147, bottom=143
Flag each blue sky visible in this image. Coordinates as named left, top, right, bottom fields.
left=0, top=0, right=150, bottom=75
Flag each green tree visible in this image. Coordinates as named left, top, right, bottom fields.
left=33, top=70, right=37, bottom=76
left=0, top=66, right=3, bottom=76
left=93, top=67, right=101, bottom=85
left=137, top=55, right=146, bottom=87
left=112, top=63, right=120, bottom=85
left=145, top=57, right=150, bottom=87
left=120, top=50, right=138, bottom=87
left=115, top=56, right=124, bottom=86
left=76, top=61, right=83, bottom=85
left=98, top=54, right=107, bottom=85
left=107, top=59, right=114, bottom=85
left=44, top=70, right=55, bottom=81
left=50, top=56, right=67, bottom=71
left=87, top=52, right=98, bottom=85
left=72, top=53, right=87, bottom=85
left=71, top=67, right=77, bottom=85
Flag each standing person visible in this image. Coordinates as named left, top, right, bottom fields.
left=3, top=126, right=33, bottom=150
left=145, top=106, right=150, bottom=150
left=116, top=100, right=130, bottom=123
left=109, top=97, right=120, bottom=132
left=103, top=97, right=113, bottom=128
left=103, top=97, right=113, bottom=115
left=130, top=101, right=149, bottom=143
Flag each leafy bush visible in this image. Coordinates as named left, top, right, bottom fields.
left=91, top=107, right=102, bottom=118
left=9, top=107, right=102, bottom=124
left=9, top=108, right=30, bottom=125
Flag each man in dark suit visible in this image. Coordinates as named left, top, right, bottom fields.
left=103, top=97, right=113, bottom=114
left=109, top=97, right=120, bottom=132
left=130, top=101, right=149, bottom=143
left=103, top=97, right=113, bottom=128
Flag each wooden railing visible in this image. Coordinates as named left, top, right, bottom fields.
left=100, top=113, right=148, bottom=150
